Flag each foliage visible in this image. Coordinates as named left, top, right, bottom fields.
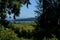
left=0, top=22, right=59, bottom=40
left=7, top=22, right=58, bottom=40
left=34, top=0, right=59, bottom=40
left=0, top=22, right=35, bottom=40
left=0, top=0, right=31, bottom=26
left=0, top=25, right=20, bottom=40
left=8, top=22, right=35, bottom=38
left=0, top=23, right=35, bottom=40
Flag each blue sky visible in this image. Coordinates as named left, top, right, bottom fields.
left=6, top=0, right=37, bottom=20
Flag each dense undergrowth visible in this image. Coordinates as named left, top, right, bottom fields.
left=0, top=22, right=58, bottom=40
left=0, top=25, right=20, bottom=40
left=0, top=22, right=36, bottom=40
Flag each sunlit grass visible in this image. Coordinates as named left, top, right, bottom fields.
left=8, top=22, right=36, bottom=32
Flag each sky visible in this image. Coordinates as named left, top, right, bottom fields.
left=6, top=0, right=37, bottom=20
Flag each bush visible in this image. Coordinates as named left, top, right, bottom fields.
left=0, top=25, right=20, bottom=40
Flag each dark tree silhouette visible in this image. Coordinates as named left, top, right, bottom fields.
left=33, top=0, right=59, bottom=40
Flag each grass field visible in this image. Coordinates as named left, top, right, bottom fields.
left=8, top=22, right=36, bottom=32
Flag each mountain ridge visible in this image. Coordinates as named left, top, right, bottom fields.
left=6, top=17, right=37, bottom=22
left=15, top=17, right=37, bottom=21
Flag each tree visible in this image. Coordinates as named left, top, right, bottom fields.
left=34, top=0, right=58, bottom=40
left=0, top=0, right=31, bottom=26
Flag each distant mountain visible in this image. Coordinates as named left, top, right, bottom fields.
left=15, top=17, right=37, bottom=21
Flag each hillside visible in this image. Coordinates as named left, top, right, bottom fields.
left=15, top=17, right=37, bottom=22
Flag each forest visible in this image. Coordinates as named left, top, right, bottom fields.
left=0, top=0, right=60, bottom=40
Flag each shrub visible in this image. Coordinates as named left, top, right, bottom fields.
left=0, top=25, right=20, bottom=40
